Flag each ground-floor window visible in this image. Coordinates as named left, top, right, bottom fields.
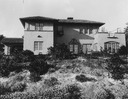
left=82, top=44, right=92, bottom=54
left=34, top=41, right=43, bottom=51
left=69, top=39, right=79, bottom=54
left=104, top=41, right=119, bottom=53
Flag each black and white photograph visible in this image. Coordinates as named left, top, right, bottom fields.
left=0, top=0, right=128, bottom=98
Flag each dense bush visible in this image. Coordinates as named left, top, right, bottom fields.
left=0, top=57, right=27, bottom=77
left=0, top=81, right=26, bottom=96
left=0, top=57, right=13, bottom=77
left=75, top=74, right=96, bottom=82
left=0, top=84, right=81, bottom=99
left=118, top=45, right=128, bottom=55
left=0, top=82, right=11, bottom=95
left=106, top=54, right=127, bottom=80
left=29, top=72, right=41, bottom=82
left=48, top=43, right=73, bottom=60
left=91, top=51, right=102, bottom=58
left=13, top=50, right=35, bottom=63
left=29, top=59, right=51, bottom=75
left=44, top=77, right=60, bottom=87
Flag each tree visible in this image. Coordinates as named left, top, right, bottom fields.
left=0, top=35, right=4, bottom=52
left=118, top=45, right=127, bottom=55
left=124, top=24, right=128, bottom=51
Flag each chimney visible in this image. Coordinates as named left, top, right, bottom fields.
left=67, top=17, right=73, bottom=20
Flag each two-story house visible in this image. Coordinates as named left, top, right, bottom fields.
left=2, top=16, right=126, bottom=55
left=19, top=16, right=104, bottom=55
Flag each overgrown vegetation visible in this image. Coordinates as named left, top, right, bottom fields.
left=0, top=48, right=128, bottom=98
left=105, top=54, right=127, bottom=80
left=118, top=45, right=128, bottom=55
left=48, top=43, right=74, bottom=60
left=75, top=74, right=96, bottom=82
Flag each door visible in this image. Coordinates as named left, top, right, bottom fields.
left=82, top=44, right=92, bottom=54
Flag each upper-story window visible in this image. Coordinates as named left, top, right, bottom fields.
left=89, top=28, right=93, bottom=34
left=57, top=26, right=64, bottom=35
left=26, top=22, right=44, bottom=31
left=79, top=28, right=88, bottom=34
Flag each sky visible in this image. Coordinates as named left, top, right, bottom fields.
left=0, top=0, right=128, bottom=37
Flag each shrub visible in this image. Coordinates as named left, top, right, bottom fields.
left=21, top=50, right=35, bottom=62
left=0, top=81, right=26, bottom=96
left=48, top=43, right=72, bottom=60
left=10, top=82, right=26, bottom=92
left=66, top=84, right=81, bottom=99
left=29, top=59, right=50, bottom=75
left=44, top=77, right=59, bottom=87
left=106, top=54, right=127, bottom=80
left=29, top=72, right=41, bottom=82
left=75, top=74, right=96, bottom=82
left=0, top=83, right=82, bottom=99
left=0, top=82, right=11, bottom=95
left=0, top=57, right=12, bottom=77
left=118, top=45, right=127, bottom=55
left=94, top=88, right=115, bottom=99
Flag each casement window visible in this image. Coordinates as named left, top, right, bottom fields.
left=80, top=28, right=88, bottom=34
left=69, top=44, right=79, bottom=54
left=89, top=28, right=93, bottom=34
left=80, top=28, right=83, bottom=34
left=30, top=23, right=35, bottom=30
left=104, top=41, right=119, bottom=53
left=69, top=39, right=79, bottom=54
left=27, top=23, right=44, bottom=31
left=35, top=23, right=40, bottom=31
left=34, top=41, right=43, bottom=51
left=82, top=44, right=92, bottom=54
left=39, top=23, right=43, bottom=31
left=57, top=26, right=64, bottom=35
left=84, top=28, right=88, bottom=34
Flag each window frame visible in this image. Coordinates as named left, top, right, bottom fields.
left=69, top=39, right=79, bottom=54
left=104, top=41, right=119, bottom=53
left=34, top=41, right=43, bottom=51
left=82, top=44, right=92, bottom=54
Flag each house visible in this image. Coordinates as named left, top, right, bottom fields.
left=93, top=32, right=126, bottom=53
left=2, top=16, right=126, bottom=55
left=19, top=16, right=104, bottom=55
left=1, top=38, right=23, bottom=55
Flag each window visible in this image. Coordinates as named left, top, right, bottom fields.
left=69, top=39, right=79, bottom=54
left=30, top=23, right=35, bottom=30
left=35, top=23, right=40, bottom=31
left=104, top=41, right=119, bottom=53
left=27, top=23, right=44, bottom=31
left=84, top=28, right=88, bottom=34
left=80, top=28, right=83, bottom=34
left=82, top=44, right=92, bottom=54
left=34, top=41, right=43, bottom=51
left=40, top=23, right=43, bottom=31
left=89, top=28, right=93, bottom=34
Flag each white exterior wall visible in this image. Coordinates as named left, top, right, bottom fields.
left=24, top=23, right=54, bottom=55
left=4, top=45, right=8, bottom=55
left=4, top=45, right=10, bottom=55
left=93, top=32, right=126, bottom=51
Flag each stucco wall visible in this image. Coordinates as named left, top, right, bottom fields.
left=4, top=45, right=8, bottom=55
left=93, top=32, right=126, bottom=51
left=24, top=23, right=54, bottom=55
left=24, top=31, right=53, bottom=54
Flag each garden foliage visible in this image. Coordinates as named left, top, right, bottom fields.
left=48, top=43, right=73, bottom=60
left=106, top=54, right=127, bottom=80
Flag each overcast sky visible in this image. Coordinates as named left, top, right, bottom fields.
left=0, top=0, right=128, bottom=37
